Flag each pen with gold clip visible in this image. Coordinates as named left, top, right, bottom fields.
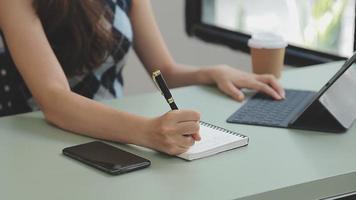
left=152, top=70, right=178, bottom=110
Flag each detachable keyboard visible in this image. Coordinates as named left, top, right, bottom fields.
left=227, top=89, right=316, bottom=128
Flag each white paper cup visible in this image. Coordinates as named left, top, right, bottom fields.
left=248, top=32, right=287, bottom=78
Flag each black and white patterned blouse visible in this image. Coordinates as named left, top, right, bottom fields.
left=0, top=0, right=133, bottom=117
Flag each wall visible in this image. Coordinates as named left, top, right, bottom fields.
left=123, top=0, right=252, bottom=95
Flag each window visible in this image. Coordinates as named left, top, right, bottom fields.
left=186, top=0, right=356, bottom=66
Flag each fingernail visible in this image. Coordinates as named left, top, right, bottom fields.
left=282, top=91, right=286, bottom=98
left=192, top=134, right=200, bottom=141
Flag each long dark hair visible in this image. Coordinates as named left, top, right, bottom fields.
left=33, top=0, right=115, bottom=76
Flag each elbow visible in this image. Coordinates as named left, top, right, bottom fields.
left=41, top=102, right=68, bottom=130
left=42, top=107, right=62, bottom=127
left=37, top=89, right=71, bottom=128
left=160, top=62, right=177, bottom=76
left=158, top=63, right=179, bottom=87
left=41, top=98, right=78, bottom=132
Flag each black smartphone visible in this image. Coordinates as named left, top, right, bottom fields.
left=63, top=141, right=151, bottom=175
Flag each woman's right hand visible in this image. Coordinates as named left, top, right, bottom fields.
left=141, top=110, right=201, bottom=155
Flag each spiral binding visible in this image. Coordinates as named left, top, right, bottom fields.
left=199, top=121, right=247, bottom=138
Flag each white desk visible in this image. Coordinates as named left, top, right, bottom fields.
left=1, top=61, right=356, bottom=200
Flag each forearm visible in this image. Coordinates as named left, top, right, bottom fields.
left=42, top=89, right=149, bottom=146
left=162, top=64, right=216, bottom=88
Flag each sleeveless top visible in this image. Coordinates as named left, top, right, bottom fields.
left=0, top=0, right=133, bottom=117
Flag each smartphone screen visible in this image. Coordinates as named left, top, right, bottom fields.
left=63, top=141, right=151, bottom=175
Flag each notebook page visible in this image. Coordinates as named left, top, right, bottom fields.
left=185, top=124, right=242, bottom=154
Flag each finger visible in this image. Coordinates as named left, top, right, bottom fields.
left=176, top=121, right=200, bottom=136
left=174, top=146, right=191, bottom=155
left=218, top=82, right=245, bottom=102
left=170, top=110, right=201, bottom=122
left=255, top=74, right=285, bottom=98
left=192, top=133, right=201, bottom=141
left=175, top=135, right=195, bottom=149
left=165, top=145, right=189, bottom=155
left=252, top=80, right=282, bottom=100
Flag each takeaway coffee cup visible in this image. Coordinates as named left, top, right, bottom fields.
left=248, top=32, right=287, bottom=78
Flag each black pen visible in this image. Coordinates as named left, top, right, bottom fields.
left=152, top=70, right=179, bottom=110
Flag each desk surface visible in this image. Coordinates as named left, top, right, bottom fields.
left=1, top=61, right=356, bottom=200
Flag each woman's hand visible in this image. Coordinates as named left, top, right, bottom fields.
left=202, top=65, right=285, bottom=101
left=141, top=110, right=201, bottom=155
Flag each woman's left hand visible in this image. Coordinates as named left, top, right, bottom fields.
left=203, top=65, right=285, bottom=102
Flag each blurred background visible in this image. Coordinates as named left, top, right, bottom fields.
left=124, top=0, right=355, bottom=95
left=203, top=0, right=354, bottom=57
left=124, top=0, right=252, bottom=95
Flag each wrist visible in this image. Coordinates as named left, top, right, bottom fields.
left=129, top=116, right=157, bottom=149
left=198, top=65, right=230, bottom=85
left=197, top=66, right=217, bottom=85
left=111, top=112, right=152, bottom=147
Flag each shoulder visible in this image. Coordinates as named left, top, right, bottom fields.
left=131, top=0, right=150, bottom=7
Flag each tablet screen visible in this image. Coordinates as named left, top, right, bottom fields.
left=319, top=63, right=356, bottom=128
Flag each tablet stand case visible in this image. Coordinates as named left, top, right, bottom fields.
left=289, top=99, right=346, bottom=133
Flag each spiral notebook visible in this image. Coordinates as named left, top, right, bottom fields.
left=178, top=121, right=249, bottom=160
